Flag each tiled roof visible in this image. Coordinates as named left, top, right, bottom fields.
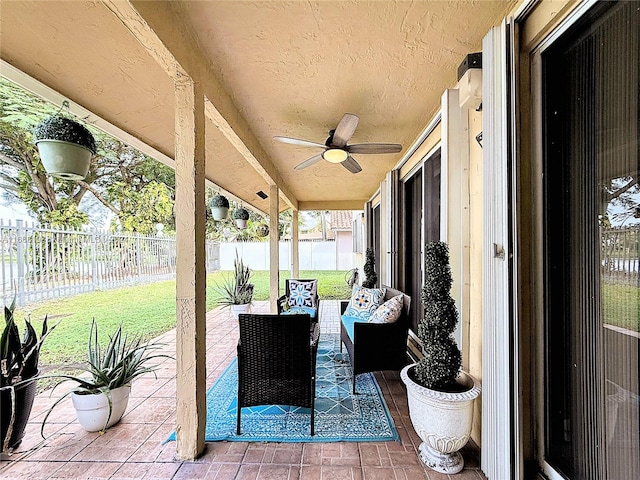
left=330, top=210, right=353, bottom=230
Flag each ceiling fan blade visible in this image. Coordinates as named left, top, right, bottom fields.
left=331, top=113, right=359, bottom=147
left=294, top=153, right=324, bottom=170
left=346, top=143, right=403, bottom=154
left=341, top=155, right=362, bottom=174
left=274, top=136, right=326, bottom=149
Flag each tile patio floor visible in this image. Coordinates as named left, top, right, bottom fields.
left=1, top=300, right=486, bottom=480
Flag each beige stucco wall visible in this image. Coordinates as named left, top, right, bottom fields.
left=399, top=123, right=442, bottom=179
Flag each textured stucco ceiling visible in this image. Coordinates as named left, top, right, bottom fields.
left=0, top=0, right=518, bottom=212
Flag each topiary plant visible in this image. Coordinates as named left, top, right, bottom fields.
left=412, top=241, right=462, bottom=391
left=232, top=207, right=250, bottom=220
left=209, top=194, right=230, bottom=209
left=361, top=247, right=378, bottom=288
left=33, top=115, right=96, bottom=154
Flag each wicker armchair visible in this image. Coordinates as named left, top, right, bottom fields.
left=236, top=313, right=320, bottom=435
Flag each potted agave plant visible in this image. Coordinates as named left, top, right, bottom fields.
left=215, top=252, right=254, bottom=319
left=1, top=299, right=56, bottom=453
left=209, top=193, right=230, bottom=221
left=233, top=206, right=250, bottom=229
left=39, top=320, right=170, bottom=434
left=400, top=241, right=481, bottom=474
left=33, top=109, right=97, bottom=181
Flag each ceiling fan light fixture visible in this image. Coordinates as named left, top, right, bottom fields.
left=322, top=148, right=348, bottom=163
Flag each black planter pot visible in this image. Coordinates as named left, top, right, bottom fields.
left=1, top=377, right=38, bottom=452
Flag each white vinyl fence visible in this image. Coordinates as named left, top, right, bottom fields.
left=219, top=240, right=348, bottom=271
left=0, top=220, right=220, bottom=307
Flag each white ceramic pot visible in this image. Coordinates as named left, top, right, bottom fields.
left=235, top=219, right=248, bottom=229
left=71, top=385, right=131, bottom=432
left=36, top=140, right=92, bottom=180
left=230, top=303, right=251, bottom=319
left=400, top=364, right=481, bottom=474
left=210, top=206, right=229, bottom=220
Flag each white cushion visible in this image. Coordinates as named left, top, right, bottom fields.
left=368, top=294, right=404, bottom=324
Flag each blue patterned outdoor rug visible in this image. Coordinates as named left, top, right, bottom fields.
left=165, top=334, right=399, bottom=443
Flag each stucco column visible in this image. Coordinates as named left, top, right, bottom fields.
left=269, top=185, right=280, bottom=312
left=174, top=77, right=207, bottom=460
left=291, top=209, right=299, bottom=278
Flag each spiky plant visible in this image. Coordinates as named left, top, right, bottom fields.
left=215, top=252, right=254, bottom=306
left=1, top=299, right=57, bottom=451
left=361, top=247, right=378, bottom=288
left=412, top=241, right=462, bottom=390
left=1, top=299, right=53, bottom=388
left=37, top=319, right=171, bottom=436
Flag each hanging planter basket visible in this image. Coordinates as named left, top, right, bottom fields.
left=233, top=207, right=250, bottom=230
left=256, top=223, right=269, bottom=237
left=34, top=114, right=96, bottom=181
left=209, top=194, right=230, bottom=220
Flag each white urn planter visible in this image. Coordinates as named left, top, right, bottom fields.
left=230, top=303, right=251, bottom=319
left=71, top=385, right=131, bottom=432
left=401, top=365, right=481, bottom=474
left=234, top=218, right=248, bottom=229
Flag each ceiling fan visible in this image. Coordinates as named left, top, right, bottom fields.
left=274, top=113, right=402, bottom=174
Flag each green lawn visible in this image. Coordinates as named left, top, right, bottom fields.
left=15, top=270, right=352, bottom=370
left=602, top=282, right=640, bottom=332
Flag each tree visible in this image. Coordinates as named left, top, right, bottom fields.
left=0, top=78, right=175, bottom=232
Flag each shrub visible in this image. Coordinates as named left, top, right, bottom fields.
left=412, top=241, right=462, bottom=390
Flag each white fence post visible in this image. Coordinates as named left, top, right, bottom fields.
left=15, top=219, right=26, bottom=306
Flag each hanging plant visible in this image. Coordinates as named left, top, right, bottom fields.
left=233, top=207, right=250, bottom=229
left=256, top=223, right=269, bottom=237
left=33, top=105, right=96, bottom=181
left=209, top=194, right=230, bottom=220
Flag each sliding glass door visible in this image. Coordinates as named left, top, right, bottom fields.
left=542, top=2, right=639, bottom=478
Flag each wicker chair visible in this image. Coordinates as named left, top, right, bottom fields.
left=236, top=313, right=320, bottom=435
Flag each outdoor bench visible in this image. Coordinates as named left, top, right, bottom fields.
left=340, top=286, right=411, bottom=393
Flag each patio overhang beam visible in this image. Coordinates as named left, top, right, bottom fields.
left=0, top=60, right=176, bottom=172
left=103, top=0, right=298, bottom=210
left=298, top=200, right=368, bottom=211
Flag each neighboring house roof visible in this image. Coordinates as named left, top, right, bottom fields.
left=330, top=211, right=353, bottom=231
